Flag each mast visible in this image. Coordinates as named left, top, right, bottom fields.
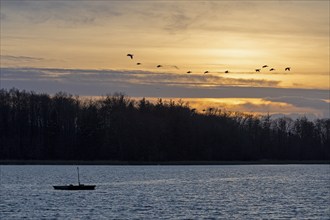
left=77, top=167, right=81, bottom=185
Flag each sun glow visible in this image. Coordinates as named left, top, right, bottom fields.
left=142, top=97, right=307, bottom=116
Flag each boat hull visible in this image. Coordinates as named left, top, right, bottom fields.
left=53, top=184, right=96, bottom=190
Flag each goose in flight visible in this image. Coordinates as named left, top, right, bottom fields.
left=156, top=65, right=162, bottom=68
left=255, top=69, right=260, bottom=72
left=204, top=71, right=209, bottom=74
left=136, top=63, right=141, bottom=65
left=262, top=65, right=268, bottom=68
left=127, top=54, right=133, bottom=59
left=269, top=68, right=275, bottom=71
left=187, top=71, right=192, bottom=73
left=285, top=67, right=291, bottom=71
left=224, top=70, right=229, bottom=73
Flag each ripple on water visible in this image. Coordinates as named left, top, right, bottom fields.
left=0, top=165, right=329, bottom=219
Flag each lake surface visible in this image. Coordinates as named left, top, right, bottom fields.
left=0, top=165, right=329, bottom=219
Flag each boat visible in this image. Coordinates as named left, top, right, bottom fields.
left=53, top=184, right=95, bottom=190
left=53, top=167, right=96, bottom=190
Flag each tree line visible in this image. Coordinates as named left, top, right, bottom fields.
left=0, top=88, right=329, bottom=161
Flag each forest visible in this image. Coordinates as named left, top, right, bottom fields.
left=0, top=88, right=329, bottom=162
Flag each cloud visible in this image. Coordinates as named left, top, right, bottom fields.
left=164, top=12, right=193, bottom=33
left=0, top=67, right=281, bottom=90
left=2, top=1, right=123, bottom=27
left=265, top=96, right=330, bottom=118
left=1, top=55, right=44, bottom=62
left=158, top=1, right=329, bottom=41
left=146, top=97, right=328, bottom=119
left=265, top=96, right=329, bottom=109
left=1, top=67, right=328, bottom=118
left=0, top=67, right=326, bottom=98
left=3, top=1, right=328, bottom=37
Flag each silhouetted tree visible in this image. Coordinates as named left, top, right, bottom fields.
left=0, top=88, right=329, bottom=162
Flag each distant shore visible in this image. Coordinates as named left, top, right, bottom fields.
left=1, top=160, right=329, bottom=165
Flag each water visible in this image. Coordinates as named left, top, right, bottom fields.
left=0, top=165, right=329, bottom=219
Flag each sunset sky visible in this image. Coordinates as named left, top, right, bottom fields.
left=1, top=0, right=329, bottom=118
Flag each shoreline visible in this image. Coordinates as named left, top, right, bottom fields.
left=1, top=160, right=329, bottom=165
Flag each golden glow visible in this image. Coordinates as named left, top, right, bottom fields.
left=1, top=1, right=329, bottom=117
left=142, top=97, right=324, bottom=117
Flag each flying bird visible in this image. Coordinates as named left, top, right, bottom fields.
left=285, top=67, right=291, bottom=71
left=269, top=68, right=275, bottom=71
left=224, top=70, right=229, bottom=73
left=204, top=71, right=209, bottom=74
left=187, top=71, right=192, bottom=73
left=262, top=65, right=268, bottom=68
left=136, top=63, right=141, bottom=65
left=156, top=65, right=162, bottom=68
left=255, top=69, right=260, bottom=72
left=127, top=54, right=133, bottom=59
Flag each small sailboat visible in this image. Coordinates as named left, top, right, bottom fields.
left=53, top=167, right=96, bottom=190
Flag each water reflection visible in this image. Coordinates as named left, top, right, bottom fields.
left=1, top=165, right=329, bottom=219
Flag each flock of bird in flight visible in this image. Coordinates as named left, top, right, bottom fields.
left=127, top=53, right=291, bottom=74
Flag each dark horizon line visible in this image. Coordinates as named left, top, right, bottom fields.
left=1, top=159, right=329, bottom=166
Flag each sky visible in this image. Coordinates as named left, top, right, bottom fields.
left=1, top=0, right=329, bottom=119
